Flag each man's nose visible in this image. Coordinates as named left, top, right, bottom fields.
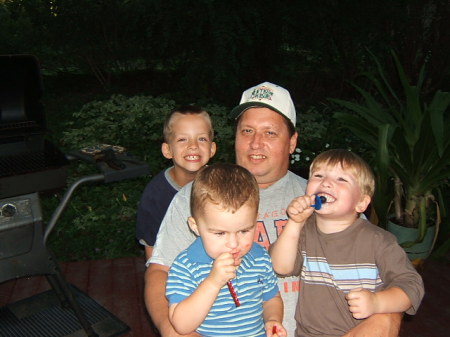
left=250, top=132, right=263, bottom=149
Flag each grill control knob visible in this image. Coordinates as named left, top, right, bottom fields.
left=1, top=203, right=17, bottom=217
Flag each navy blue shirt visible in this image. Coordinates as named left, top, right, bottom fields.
left=136, top=168, right=180, bottom=246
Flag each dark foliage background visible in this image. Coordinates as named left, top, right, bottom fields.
left=1, top=0, right=448, bottom=104
left=1, top=0, right=448, bottom=260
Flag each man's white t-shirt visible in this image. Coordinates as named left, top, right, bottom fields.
left=150, top=170, right=307, bottom=336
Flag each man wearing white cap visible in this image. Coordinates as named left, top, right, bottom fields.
left=145, top=82, right=401, bottom=337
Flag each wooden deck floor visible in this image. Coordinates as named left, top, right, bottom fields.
left=1, top=256, right=449, bottom=337
left=0, top=256, right=157, bottom=337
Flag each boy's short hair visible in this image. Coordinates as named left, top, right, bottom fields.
left=309, top=149, right=375, bottom=197
left=190, top=163, right=259, bottom=217
left=163, top=105, right=214, bottom=142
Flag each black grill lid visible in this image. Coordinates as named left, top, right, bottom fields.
left=0, top=54, right=45, bottom=129
left=0, top=55, right=68, bottom=199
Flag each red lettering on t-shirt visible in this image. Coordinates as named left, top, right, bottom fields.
left=254, top=218, right=289, bottom=249
left=254, top=221, right=270, bottom=250
left=280, top=280, right=300, bottom=293
left=274, top=219, right=288, bottom=237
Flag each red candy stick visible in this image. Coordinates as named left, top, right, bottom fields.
left=272, top=326, right=277, bottom=334
left=226, top=280, right=240, bottom=307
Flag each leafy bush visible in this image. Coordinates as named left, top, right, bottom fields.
left=289, top=103, right=369, bottom=176
left=290, top=105, right=331, bottom=174
left=47, top=179, right=147, bottom=260
left=62, top=94, right=175, bottom=173
left=48, top=95, right=234, bottom=261
left=61, top=94, right=235, bottom=172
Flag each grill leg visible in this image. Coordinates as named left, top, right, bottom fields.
left=46, top=259, right=99, bottom=337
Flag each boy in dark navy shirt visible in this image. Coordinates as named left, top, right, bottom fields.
left=136, top=105, right=216, bottom=260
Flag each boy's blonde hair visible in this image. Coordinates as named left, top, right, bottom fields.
left=163, top=105, right=214, bottom=142
left=190, top=163, right=259, bottom=217
left=309, top=149, right=375, bottom=197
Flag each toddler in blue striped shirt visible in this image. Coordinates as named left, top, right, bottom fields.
left=166, top=163, right=286, bottom=337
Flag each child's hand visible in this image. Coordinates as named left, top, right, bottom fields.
left=209, top=252, right=237, bottom=288
left=266, top=321, right=287, bottom=337
left=346, top=288, right=377, bottom=319
left=287, top=195, right=315, bottom=224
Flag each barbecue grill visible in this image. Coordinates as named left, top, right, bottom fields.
left=0, top=54, right=69, bottom=198
left=0, top=55, right=149, bottom=336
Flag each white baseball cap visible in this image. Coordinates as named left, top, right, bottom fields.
left=230, top=81, right=296, bottom=127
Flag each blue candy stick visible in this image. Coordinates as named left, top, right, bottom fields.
left=311, top=195, right=326, bottom=210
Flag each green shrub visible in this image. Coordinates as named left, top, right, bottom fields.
left=62, top=94, right=176, bottom=173
left=48, top=95, right=234, bottom=261
left=205, top=104, right=235, bottom=164
left=291, top=105, right=331, bottom=173
left=289, top=103, right=372, bottom=177
left=47, top=178, right=148, bottom=261
left=61, top=95, right=235, bottom=172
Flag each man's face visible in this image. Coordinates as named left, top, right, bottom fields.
left=235, top=108, right=297, bottom=188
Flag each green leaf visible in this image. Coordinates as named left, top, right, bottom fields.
left=428, top=91, right=450, bottom=156
left=331, top=49, right=449, bottom=243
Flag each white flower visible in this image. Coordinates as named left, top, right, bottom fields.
left=291, top=153, right=301, bottom=163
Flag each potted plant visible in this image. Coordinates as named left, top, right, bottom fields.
left=331, top=50, right=450, bottom=262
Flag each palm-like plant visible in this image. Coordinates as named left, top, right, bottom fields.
left=331, top=50, right=450, bottom=248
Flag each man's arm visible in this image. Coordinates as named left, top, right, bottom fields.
left=144, top=263, right=173, bottom=335
left=144, top=263, right=200, bottom=337
left=145, top=246, right=153, bottom=261
left=342, top=313, right=402, bottom=337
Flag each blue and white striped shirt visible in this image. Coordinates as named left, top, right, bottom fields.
left=166, top=237, right=279, bottom=337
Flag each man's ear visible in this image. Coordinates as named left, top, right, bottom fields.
left=289, top=132, right=298, bottom=154
left=188, top=216, right=199, bottom=236
left=161, top=142, right=173, bottom=159
left=356, top=195, right=371, bottom=213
